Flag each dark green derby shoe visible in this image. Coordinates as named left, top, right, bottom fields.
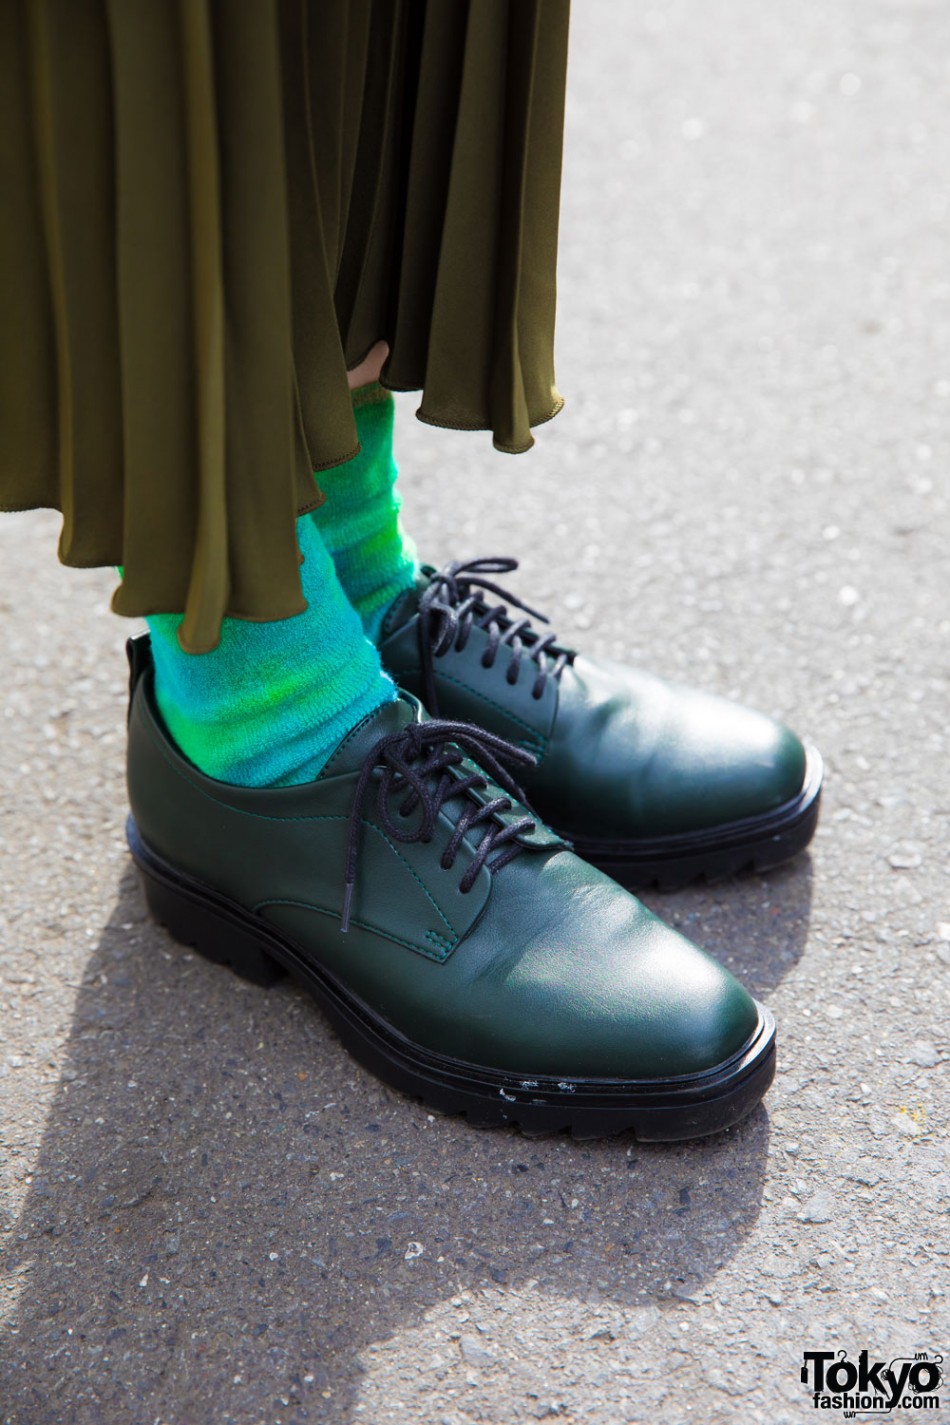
left=378, top=557, right=822, bottom=890
left=125, top=634, right=775, bottom=1141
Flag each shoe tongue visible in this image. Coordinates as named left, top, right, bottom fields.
left=316, top=686, right=565, bottom=851
left=319, top=693, right=421, bottom=778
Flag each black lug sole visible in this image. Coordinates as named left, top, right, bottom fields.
left=127, top=817, right=775, bottom=1142
left=564, top=745, right=822, bottom=892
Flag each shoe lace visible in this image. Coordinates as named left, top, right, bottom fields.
left=416, top=557, right=571, bottom=717
left=341, top=718, right=539, bottom=933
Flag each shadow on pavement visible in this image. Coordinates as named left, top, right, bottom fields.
left=1, top=855, right=811, bottom=1424
left=642, top=854, right=814, bottom=1000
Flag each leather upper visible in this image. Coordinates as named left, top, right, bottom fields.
left=379, top=574, right=807, bottom=842
left=127, top=646, right=760, bottom=1080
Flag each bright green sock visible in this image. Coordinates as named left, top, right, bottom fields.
left=145, top=518, right=395, bottom=787
left=311, top=383, right=419, bottom=642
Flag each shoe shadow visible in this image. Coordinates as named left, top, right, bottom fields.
left=640, top=853, right=815, bottom=999
left=1, top=863, right=786, bottom=1424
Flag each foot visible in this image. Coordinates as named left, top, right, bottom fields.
left=126, top=634, right=775, bottom=1140
left=378, top=557, right=822, bottom=889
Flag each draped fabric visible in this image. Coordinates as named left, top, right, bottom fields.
left=0, top=0, right=570, bottom=652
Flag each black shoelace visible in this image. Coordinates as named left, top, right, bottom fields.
left=416, top=557, right=570, bottom=717
left=341, top=719, right=538, bottom=933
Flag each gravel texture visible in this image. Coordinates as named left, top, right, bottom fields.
left=2, top=2, right=949, bottom=1421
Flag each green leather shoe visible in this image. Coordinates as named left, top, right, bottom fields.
left=125, top=635, right=775, bottom=1141
left=378, top=557, right=822, bottom=890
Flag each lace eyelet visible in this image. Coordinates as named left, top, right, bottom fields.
left=506, top=671, right=519, bottom=686
left=481, top=653, right=493, bottom=670
left=344, top=711, right=533, bottom=932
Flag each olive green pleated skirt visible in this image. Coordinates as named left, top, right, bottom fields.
left=0, top=0, right=569, bottom=652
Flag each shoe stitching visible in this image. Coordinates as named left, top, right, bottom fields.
left=408, top=559, right=569, bottom=740
left=142, top=703, right=462, bottom=947
left=431, top=671, right=550, bottom=753
left=365, top=826, right=460, bottom=943
left=253, top=899, right=456, bottom=964
left=382, top=663, right=549, bottom=757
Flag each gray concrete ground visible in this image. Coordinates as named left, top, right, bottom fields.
left=2, top=1, right=949, bottom=1421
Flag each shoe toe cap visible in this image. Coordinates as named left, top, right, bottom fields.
left=556, top=659, right=809, bottom=837
left=663, top=694, right=807, bottom=830
left=452, top=854, right=763, bottom=1081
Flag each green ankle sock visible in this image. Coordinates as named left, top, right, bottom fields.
left=145, top=518, right=395, bottom=787
left=311, top=383, right=419, bottom=642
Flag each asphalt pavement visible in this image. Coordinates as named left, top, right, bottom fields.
left=2, top=1, right=949, bottom=1421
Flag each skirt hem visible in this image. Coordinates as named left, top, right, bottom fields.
left=411, top=392, right=565, bottom=454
